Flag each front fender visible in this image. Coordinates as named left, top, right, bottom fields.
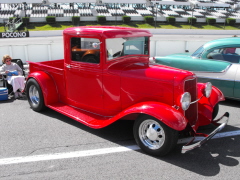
left=113, top=101, right=187, bottom=131
left=209, top=86, right=225, bottom=105
left=27, top=71, right=58, bottom=105
left=197, top=83, right=225, bottom=126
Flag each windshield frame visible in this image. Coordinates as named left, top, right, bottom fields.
left=191, top=46, right=204, bottom=59
left=106, top=36, right=149, bottom=61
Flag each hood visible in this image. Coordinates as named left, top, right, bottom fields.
left=121, top=62, right=190, bottom=81
left=119, top=62, right=194, bottom=107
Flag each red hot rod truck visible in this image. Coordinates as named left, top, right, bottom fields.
left=26, top=26, right=229, bottom=156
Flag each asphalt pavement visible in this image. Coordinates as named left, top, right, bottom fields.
left=0, top=87, right=240, bottom=179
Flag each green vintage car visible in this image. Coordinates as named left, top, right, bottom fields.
left=154, top=37, right=240, bottom=100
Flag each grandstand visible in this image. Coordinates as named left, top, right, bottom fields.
left=0, top=0, right=240, bottom=31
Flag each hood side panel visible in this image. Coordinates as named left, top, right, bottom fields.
left=120, top=63, right=180, bottom=110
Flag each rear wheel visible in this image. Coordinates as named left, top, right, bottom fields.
left=133, top=115, right=178, bottom=156
left=82, top=55, right=99, bottom=63
left=26, top=78, right=46, bottom=112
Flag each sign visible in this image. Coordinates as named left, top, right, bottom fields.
left=0, top=31, right=29, bottom=38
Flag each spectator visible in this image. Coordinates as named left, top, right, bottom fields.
left=224, top=48, right=236, bottom=54
left=0, top=55, right=25, bottom=99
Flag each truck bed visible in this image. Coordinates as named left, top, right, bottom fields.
left=28, top=59, right=64, bottom=74
left=36, top=59, right=64, bottom=70
left=28, top=59, right=66, bottom=101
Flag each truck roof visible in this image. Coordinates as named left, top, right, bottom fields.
left=63, top=26, right=152, bottom=38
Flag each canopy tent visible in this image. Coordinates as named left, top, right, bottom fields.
left=191, top=2, right=230, bottom=8
left=148, top=0, right=189, bottom=5
left=102, top=0, right=146, bottom=3
left=0, top=0, right=96, bottom=3
left=158, top=0, right=191, bottom=6
left=0, top=0, right=146, bottom=3
left=0, top=0, right=232, bottom=7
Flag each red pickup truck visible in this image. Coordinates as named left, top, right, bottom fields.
left=26, top=26, right=229, bottom=156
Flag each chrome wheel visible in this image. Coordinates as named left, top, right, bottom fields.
left=29, top=85, right=40, bottom=106
left=139, top=119, right=165, bottom=150
left=26, top=78, right=46, bottom=112
left=133, top=115, right=178, bottom=156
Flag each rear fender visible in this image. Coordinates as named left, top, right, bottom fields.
left=115, top=101, right=187, bottom=131
left=27, top=71, right=58, bottom=105
left=197, top=83, right=225, bottom=125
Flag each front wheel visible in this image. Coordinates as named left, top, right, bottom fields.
left=26, top=78, right=46, bottom=112
left=133, top=115, right=178, bottom=156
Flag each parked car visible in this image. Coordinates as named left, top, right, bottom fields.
left=25, top=26, right=229, bottom=156
left=154, top=37, right=240, bottom=100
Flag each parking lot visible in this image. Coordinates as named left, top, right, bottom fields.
left=0, top=92, right=240, bottom=179
left=1, top=34, right=240, bottom=179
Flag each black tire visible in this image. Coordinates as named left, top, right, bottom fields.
left=82, top=55, right=99, bottom=63
left=26, top=78, right=46, bottom=112
left=133, top=115, right=178, bottom=156
left=212, top=103, right=219, bottom=120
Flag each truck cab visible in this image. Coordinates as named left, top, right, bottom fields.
left=26, top=26, right=229, bottom=156
left=63, top=27, right=152, bottom=116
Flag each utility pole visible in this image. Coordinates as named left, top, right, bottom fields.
left=155, top=3, right=159, bottom=29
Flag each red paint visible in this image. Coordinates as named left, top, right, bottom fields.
left=27, top=26, right=224, bottom=132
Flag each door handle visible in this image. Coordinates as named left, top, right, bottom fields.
left=66, top=64, right=71, bottom=68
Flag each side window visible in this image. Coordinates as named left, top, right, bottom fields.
left=106, top=37, right=149, bottom=61
left=191, top=46, right=204, bottom=58
left=71, top=37, right=100, bottom=64
left=207, top=48, right=224, bottom=60
left=223, top=47, right=238, bottom=55
left=207, top=47, right=240, bottom=63
left=235, top=48, right=240, bottom=54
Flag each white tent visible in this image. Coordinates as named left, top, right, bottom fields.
left=190, top=0, right=230, bottom=8
left=102, top=0, right=146, bottom=3
left=0, top=0, right=96, bottom=3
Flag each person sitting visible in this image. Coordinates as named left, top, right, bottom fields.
left=0, top=55, right=25, bottom=99
left=224, top=48, right=237, bottom=55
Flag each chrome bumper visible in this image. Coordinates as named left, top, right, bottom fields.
left=181, top=112, right=229, bottom=154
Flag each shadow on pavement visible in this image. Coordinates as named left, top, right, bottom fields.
left=220, top=98, right=240, bottom=108
left=36, top=106, right=240, bottom=177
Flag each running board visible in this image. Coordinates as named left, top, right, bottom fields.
left=47, top=102, right=114, bottom=129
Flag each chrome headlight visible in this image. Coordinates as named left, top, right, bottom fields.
left=204, top=82, right=212, bottom=98
left=180, top=92, right=191, bottom=111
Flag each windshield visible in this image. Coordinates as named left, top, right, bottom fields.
left=106, top=37, right=149, bottom=61
left=191, top=46, right=204, bottom=58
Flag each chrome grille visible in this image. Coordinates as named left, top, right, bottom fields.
left=185, top=78, right=198, bottom=125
